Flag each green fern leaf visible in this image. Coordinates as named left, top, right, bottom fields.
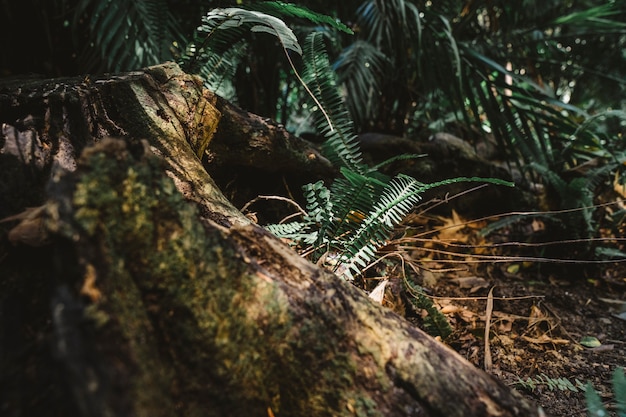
left=302, top=32, right=365, bottom=173
left=613, top=367, right=626, bottom=417
left=265, top=222, right=318, bottom=246
left=338, top=174, right=424, bottom=278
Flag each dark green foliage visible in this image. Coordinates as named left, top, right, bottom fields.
left=73, top=0, right=176, bottom=72
left=178, top=6, right=303, bottom=100
left=267, top=31, right=512, bottom=280
left=301, top=32, right=366, bottom=173
left=6, top=0, right=622, bottom=260
left=403, top=277, right=453, bottom=340
left=330, top=1, right=625, bottom=247
left=248, top=2, right=353, bottom=35
left=516, top=374, right=585, bottom=393
left=586, top=367, right=626, bottom=417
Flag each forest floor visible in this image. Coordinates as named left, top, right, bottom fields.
left=230, top=139, right=626, bottom=417
left=366, top=202, right=626, bottom=417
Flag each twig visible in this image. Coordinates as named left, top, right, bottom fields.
left=484, top=286, right=494, bottom=372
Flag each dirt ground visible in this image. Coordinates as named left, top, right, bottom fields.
left=370, top=208, right=626, bottom=417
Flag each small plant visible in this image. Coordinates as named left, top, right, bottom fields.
left=515, top=373, right=585, bottom=393
left=586, top=367, right=626, bottom=417
left=266, top=32, right=512, bottom=280
left=403, top=277, right=452, bottom=340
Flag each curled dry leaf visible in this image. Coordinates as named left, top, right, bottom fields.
left=1, top=205, right=50, bottom=247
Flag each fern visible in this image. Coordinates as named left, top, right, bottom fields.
left=586, top=367, right=626, bottom=417
left=404, top=278, right=453, bottom=340
left=265, top=31, right=513, bottom=281
left=196, top=40, right=248, bottom=101
left=265, top=222, right=318, bottom=246
left=337, top=174, right=425, bottom=278
left=301, top=32, right=366, bottom=174
left=516, top=374, right=585, bottom=393
left=177, top=5, right=514, bottom=283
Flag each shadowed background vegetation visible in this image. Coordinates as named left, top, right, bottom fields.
left=1, top=0, right=625, bottom=259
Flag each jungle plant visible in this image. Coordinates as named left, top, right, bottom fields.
left=515, top=373, right=586, bottom=393
left=167, top=4, right=513, bottom=280
left=332, top=0, right=626, bottom=243
left=265, top=32, right=512, bottom=280
left=586, top=367, right=626, bottom=417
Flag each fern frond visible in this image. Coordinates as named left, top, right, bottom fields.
left=586, top=367, right=626, bottom=417
left=613, top=367, right=626, bottom=417
left=338, top=174, right=424, bottom=279
left=265, top=222, right=318, bottom=246
left=196, top=40, right=248, bottom=99
left=404, top=278, right=452, bottom=339
left=324, top=168, right=389, bottom=246
left=367, top=153, right=426, bottom=173
left=302, top=180, right=333, bottom=225
left=302, top=32, right=366, bottom=173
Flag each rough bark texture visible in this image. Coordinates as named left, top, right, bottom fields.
left=0, top=63, right=545, bottom=417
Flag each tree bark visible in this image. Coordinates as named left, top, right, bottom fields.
left=0, top=63, right=545, bottom=417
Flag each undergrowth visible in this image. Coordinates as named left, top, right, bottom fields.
left=514, top=368, right=626, bottom=416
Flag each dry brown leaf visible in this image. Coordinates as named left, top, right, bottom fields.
left=484, top=287, right=494, bottom=372
left=531, top=219, right=545, bottom=232
left=527, top=304, right=547, bottom=328
left=497, top=319, right=514, bottom=333
left=1, top=205, right=50, bottom=247
left=440, top=304, right=464, bottom=314
left=436, top=209, right=469, bottom=242
left=614, top=171, right=626, bottom=198
left=80, top=263, right=102, bottom=303
left=458, top=308, right=478, bottom=323
left=522, top=334, right=569, bottom=345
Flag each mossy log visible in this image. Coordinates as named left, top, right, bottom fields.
left=0, top=63, right=545, bottom=417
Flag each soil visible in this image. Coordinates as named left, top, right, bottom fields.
left=367, top=206, right=626, bottom=417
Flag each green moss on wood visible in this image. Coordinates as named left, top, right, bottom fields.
left=50, top=137, right=391, bottom=416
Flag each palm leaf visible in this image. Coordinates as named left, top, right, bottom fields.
left=179, top=6, right=304, bottom=86
left=249, top=1, right=353, bottom=34
left=334, top=40, right=389, bottom=127
left=74, top=0, right=171, bottom=72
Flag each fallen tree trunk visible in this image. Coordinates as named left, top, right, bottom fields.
left=0, top=62, right=545, bottom=417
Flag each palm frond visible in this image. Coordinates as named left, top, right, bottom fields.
left=74, top=0, right=171, bottom=72
left=334, top=40, right=389, bottom=128
left=248, top=1, right=353, bottom=34
left=553, top=3, right=626, bottom=28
